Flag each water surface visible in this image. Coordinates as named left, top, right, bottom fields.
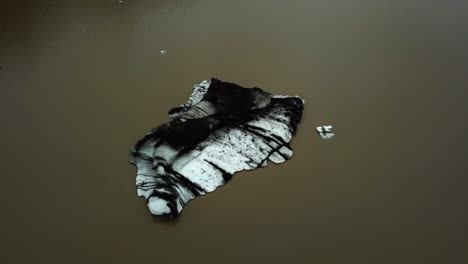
left=1, top=1, right=467, bottom=263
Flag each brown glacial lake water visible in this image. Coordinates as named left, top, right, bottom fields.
left=1, top=0, right=467, bottom=263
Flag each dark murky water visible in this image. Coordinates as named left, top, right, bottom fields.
left=1, top=1, right=467, bottom=263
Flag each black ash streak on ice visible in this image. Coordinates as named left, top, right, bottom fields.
left=129, top=78, right=304, bottom=217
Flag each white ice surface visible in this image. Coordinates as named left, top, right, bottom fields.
left=148, top=197, right=171, bottom=215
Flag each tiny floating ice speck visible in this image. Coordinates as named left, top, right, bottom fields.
left=160, top=50, right=167, bottom=55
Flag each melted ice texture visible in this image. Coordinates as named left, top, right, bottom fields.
left=132, top=80, right=304, bottom=216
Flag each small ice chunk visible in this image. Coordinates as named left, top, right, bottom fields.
left=317, top=125, right=334, bottom=139
left=160, top=50, right=167, bottom=55
left=148, top=197, right=171, bottom=215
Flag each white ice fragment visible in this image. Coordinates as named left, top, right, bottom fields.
left=169, top=79, right=211, bottom=119
left=160, top=50, right=167, bottom=54
left=317, top=125, right=334, bottom=139
left=148, top=197, right=171, bottom=215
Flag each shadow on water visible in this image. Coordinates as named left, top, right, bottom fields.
left=151, top=214, right=180, bottom=226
